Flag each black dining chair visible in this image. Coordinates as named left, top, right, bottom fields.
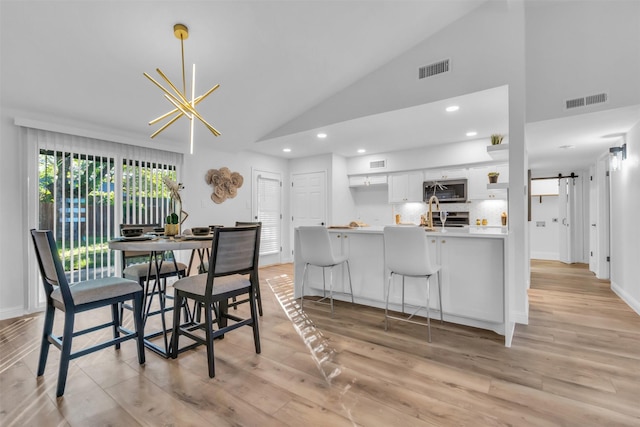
left=230, top=221, right=263, bottom=316
left=30, top=229, right=145, bottom=397
left=170, top=225, right=261, bottom=377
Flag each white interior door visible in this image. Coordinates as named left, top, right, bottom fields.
left=291, top=171, right=327, bottom=228
left=291, top=170, right=327, bottom=260
left=253, top=169, right=282, bottom=266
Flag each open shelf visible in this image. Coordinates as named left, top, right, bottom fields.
left=487, top=182, right=509, bottom=191
left=487, top=144, right=508, bottom=161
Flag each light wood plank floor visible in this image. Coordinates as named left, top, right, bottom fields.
left=1, top=261, right=638, bottom=426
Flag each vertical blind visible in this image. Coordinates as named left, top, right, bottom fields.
left=27, top=128, right=182, bottom=286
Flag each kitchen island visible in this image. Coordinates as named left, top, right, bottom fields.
left=294, top=225, right=513, bottom=346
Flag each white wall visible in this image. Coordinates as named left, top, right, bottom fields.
left=0, top=112, right=27, bottom=319
left=525, top=0, right=640, bottom=123
left=610, top=120, right=640, bottom=315
left=529, top=196, right=560, bottom=260
left=0, top=108, right=291, bottom=319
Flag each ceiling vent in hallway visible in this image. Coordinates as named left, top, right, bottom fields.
left=565, top=92, right=608, bottom=110
left=418, top=59, right=450, bottom=79
left=369, top=159, right=386, bottom=170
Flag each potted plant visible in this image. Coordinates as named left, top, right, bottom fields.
left=490, top=134, right=504, bottom=145
left=165, top=212, right=180, bottom=236
left=488, top=172, right=500, bottom=184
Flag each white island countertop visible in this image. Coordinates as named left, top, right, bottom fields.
left=327, top=225, right=507, bottom=239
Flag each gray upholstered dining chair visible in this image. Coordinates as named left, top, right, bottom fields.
left=383, top=225, right=443, bottom=342
left=119, top=223, right=187, bottom=285
left=170, top=225, right=261, bottom=378
left=30, top=229, right=145, bottom=397
left=297, top=226, right=354, bottom=316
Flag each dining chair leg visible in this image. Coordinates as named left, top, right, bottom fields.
left=254, top=272, right=264, bottom=316
left=57, top=312, right=75, bottom=397
left=133, top=293, right=146, bottom=365
left=111, top=303, right=121, bottom=350
left=170, top=293, right=183, bottom=359
left=204, top=302, right=216, bottom=378
left=250, top=285, right=261, bottom=354
left=37, top=305, right=55, bottom=376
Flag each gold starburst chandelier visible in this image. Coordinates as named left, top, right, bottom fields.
left=144, top=24, right=220, bottom=154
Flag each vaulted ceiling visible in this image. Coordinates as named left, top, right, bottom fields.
left=1, top=1, right=638, bottom=173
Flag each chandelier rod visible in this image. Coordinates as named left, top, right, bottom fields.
left=180, top=33, right=186, bottom=96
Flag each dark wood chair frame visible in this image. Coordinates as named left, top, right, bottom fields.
left=231, top=221, right=263, bottom=316
left=170, top=225, right=261, bottom=378
left=119, top=223, right=187, bottom=356
left=30, top=229, right=145, bottom=397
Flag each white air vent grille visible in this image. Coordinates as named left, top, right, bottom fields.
left=369, top=159, right=386, bottom=169
left=586, top=92, right=608, bottom=105
left=418, top=59, right=450, bottom=79
left=565, top=92, right=608, bottom=109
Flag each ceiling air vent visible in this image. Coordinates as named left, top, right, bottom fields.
left=586, top=92, right=608, bottom=106
left=369, top=159, right=386, bottom=170
left=565, top=92, right=608, bottom=110
left=418, top=59, right=450, bottom=79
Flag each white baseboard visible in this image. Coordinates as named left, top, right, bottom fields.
left=530, top=251, right=559, bottom=261
left=0, top=306, right=27, bottom=321
left=611, top=281, right=640, bottom=316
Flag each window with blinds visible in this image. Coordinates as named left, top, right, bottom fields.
left=27, top=127, right=182, bottom=289
left=257, top=174, right=281, bottom=255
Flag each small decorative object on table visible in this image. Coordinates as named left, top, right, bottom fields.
left=165, top=213, right=180, bottom=236
left=490, top=134, right=504, bottom=145
left=488, top=172, right=500, bottom=184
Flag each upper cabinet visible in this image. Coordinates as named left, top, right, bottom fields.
left=388, top=171, right=424, bottom=203
left=349, top=174, right=388, bottom=187
left=468, top=164, right=509, bottom=200
left=423, top=168, right=468, bottom=181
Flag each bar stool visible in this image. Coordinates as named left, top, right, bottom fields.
left=298, top=226, right=354, bottom=316
left=383, top=225, right=443, bottom=342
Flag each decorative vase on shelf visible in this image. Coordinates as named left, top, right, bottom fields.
left=488, top=172, right=499, bottom=184
left=490, top=134, right=504, bottom=145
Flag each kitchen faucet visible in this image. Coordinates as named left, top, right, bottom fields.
left=426, top=195, right=440, bottom=230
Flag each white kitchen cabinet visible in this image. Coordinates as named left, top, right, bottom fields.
left=437, top=236, right=504, bottom=323
left=388, top=171, right=424, bottom=203
left=468, top=164, right=509, bottom=200
left=423, top=168, right=468, bottom=181
left=349, top=174, right=387, bottom=187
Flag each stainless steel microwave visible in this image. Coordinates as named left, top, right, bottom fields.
left=423, top=179, right=467, bottom=203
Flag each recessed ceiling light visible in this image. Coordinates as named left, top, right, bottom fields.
left=357, top=149, right=366, bottom=153
left=317, top=133, right=327, bottom=139
left=466, top=131, right=477, bottom=137
left=446, top=106, right=459, bottom=112
left=283, top=148, right=291, bottom=153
